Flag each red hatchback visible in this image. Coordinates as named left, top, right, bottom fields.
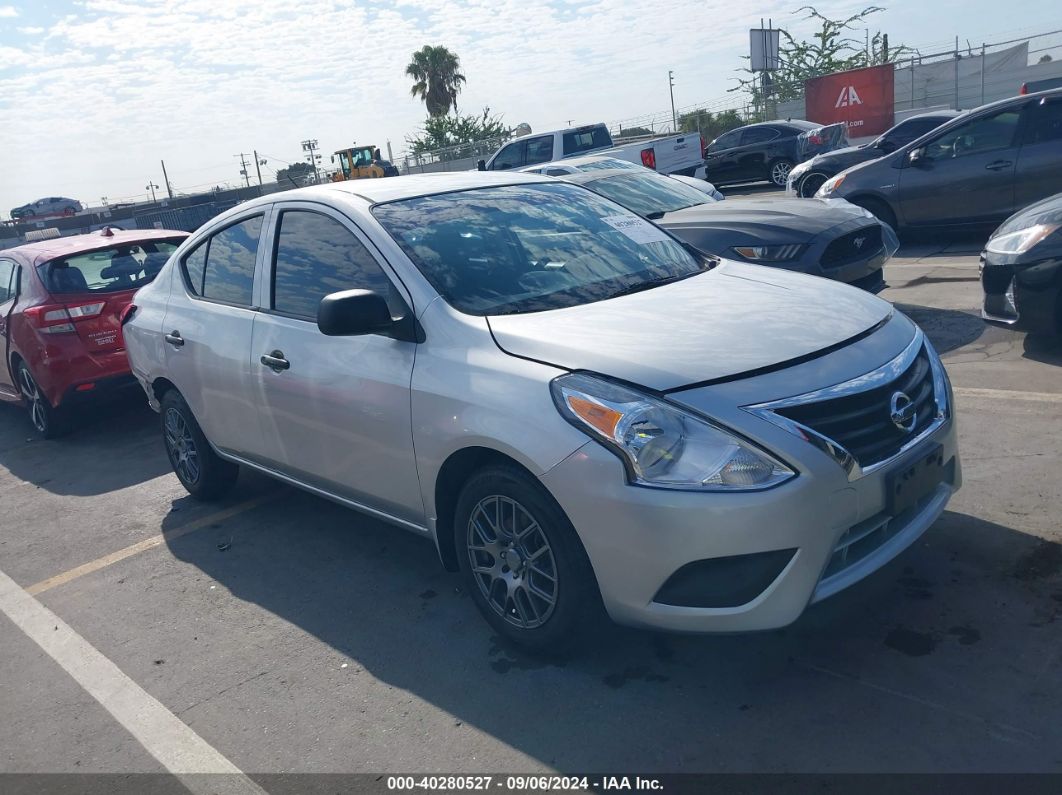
left=0, top=228, right=188, bottom=437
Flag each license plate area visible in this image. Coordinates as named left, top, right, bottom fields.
left=886, top=443, right=946, bottom=517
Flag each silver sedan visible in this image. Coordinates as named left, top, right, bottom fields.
left=124, top=172, right=961, bottom=651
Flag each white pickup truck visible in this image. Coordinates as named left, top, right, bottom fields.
left=477, top=123, right=706, bottom=177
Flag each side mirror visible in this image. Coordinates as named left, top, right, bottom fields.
left=875, top=139, right=895, bottom=154
left=908, top=147, right=927, bottom=166
left=477, top=159, right=487, bottom=171
left=317, top=289, right=394, bottom=336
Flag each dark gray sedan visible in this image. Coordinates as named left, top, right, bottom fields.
left=560, top=169, right=898, bottom=291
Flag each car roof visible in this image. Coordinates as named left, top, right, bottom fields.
left=238, top=172, right=554, bottom=209
left=552, top=169, right=650, bottom=185
left=543, top=154, right=632, bottom=169
left=1, top=228, right=188, bottom=266
left=901, top=109, right=962, bottom=122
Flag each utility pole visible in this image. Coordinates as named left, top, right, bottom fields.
left=234, top=153, right=252, bottom=188
left=253, top=150, right=266, bottom=186
left=145, top=182, right=159, bottom=203
left=160, top=160, right=174, bottom=200
left=301, top=139, right=322, bottom=184
left=668, top=70, right=677, bottom=133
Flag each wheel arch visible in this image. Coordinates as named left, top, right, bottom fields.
left=433, top=446, right=546, bottom=572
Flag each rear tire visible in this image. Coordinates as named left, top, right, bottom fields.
left=767, top=158, right=795, bottom=188
left=454, top=465, right=602, bottom=653
left=850, top=196, right=898, bottom=233
left=16, top=362, right=67, bottom=439
left=160, top=390, right=238, bottom=500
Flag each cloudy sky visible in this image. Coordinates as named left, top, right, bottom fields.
left=0, top=0, right=1059, bottom=214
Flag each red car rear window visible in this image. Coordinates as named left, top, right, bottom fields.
left=37, top=239, right=183, bottom=295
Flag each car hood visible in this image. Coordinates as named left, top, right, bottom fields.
left=803, top=144, right=877, bottom=171
left=659, top=198, right=874, bottom=242
left=487, top=260, right=892, bottom=391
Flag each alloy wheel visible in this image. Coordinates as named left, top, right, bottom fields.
left=466, top=495, right=558, bottom=629
left=164, top=407, right=201, bottom=485
left=18, top=367, right=48, bottom=434
left=771, top=161, right=793, bottom=187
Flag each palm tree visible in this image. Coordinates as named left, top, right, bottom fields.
left=406, top=45, right=466, bottom=117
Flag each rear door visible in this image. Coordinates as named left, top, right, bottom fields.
left=1015, top=95, right=1062, bottom=208
left=0, top=259, right=17, bottom=396
left=897, top=106, right=1023, bottom=227
left=250, top=204, right=422, bottom=523
left=162, top=212, right=269, bottom=459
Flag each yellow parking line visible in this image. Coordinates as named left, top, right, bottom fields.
left=953, top=387, right=1062, bottom=404
left=26, top=493, right=279, bottom=596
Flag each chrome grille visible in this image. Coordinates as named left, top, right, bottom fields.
left=773, top=345, right=936, bottom=468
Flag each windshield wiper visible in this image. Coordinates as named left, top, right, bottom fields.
left=645, top=211, right=666, bottom=220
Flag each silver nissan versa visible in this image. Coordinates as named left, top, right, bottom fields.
left=124, top=172, right=961, bottom=651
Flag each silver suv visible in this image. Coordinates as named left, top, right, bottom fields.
left=124, top=173, right=961, bottom=650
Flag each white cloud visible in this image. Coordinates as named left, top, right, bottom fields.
left=0, top=6, right=19, bottom=18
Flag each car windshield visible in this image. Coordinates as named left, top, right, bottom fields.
left=38, top=239, right=183, bottom=294
left=372, top=183, right=708, bottom=316
left=584, top=172, right=712, bottom=218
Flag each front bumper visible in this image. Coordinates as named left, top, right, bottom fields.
left=980, top=250, right=1062, bottom=336
left=765, top=217, right=896, bottom=288
left=539, top=331, right=960, bottom=633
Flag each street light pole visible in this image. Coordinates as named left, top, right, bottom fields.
left=301, top=139, right=322, bottom=184
left=668, top=70, right=677, bottom=133
left=145, top=182, right=158, bottom=202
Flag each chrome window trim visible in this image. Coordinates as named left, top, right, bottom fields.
left=744, top=329, right=950, bottom=481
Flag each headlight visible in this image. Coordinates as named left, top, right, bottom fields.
left=551, top=373, right=795, bottom=491
left=731, top=244, right=804, bottom=262
left=985, top=223, right=1058, bottom=255
left=816, top=174, right=846, bottom=197
left=923, top=337, right=951, bottom=421
left=788, top=162, right=810, bottom=181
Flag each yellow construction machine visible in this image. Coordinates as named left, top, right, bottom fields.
left=331, top=145, right=398, bottom=181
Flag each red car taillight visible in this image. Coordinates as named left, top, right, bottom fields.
left=700, top=134, right=706, bottom=159
left=120, top=303, right=138, bottom=326
left=640, top=147, right=657, bottom=170
left=1019, top=82, right=1029, bottom=95
left=25, top=301, right=105, bottom=334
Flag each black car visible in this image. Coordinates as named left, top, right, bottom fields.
left=820, top=89, right=1062, bottom=232
left=787, top=111, right=960, bottom=198
left=559, top=168, right=896, bottom=291
left=704, top=120, right=838, bottom=188
left=981, top=191, right=1062, bottom=337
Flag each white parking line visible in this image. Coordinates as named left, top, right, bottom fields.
left=953, top=387, right=1062, bottom=404
left=0, top=566, right=265, bottom=794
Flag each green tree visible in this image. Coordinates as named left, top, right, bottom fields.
left=616, top=126, right=655, bottom=138
left=275, top=161, right=314, bottom=185
left=406, top=107, right=509, bottom=161
left=678, top=108, right=747, bottom=140
left=406, top=45, right=467, bottom=117
left=731, top=6, right=911, bottom=113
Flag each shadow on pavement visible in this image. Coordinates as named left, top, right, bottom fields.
left=0, top=389, right=171, bottom=496
left=163, top=482, right=1062, bottom=772
left=894, top=303, right=986, bottom=353
left=1022, top=333, right=1062, bottom=367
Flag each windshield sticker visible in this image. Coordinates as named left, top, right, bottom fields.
left=600, top=215, right=671, bottom=245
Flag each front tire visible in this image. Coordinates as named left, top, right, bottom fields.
left=455, top=466, right=601, bottom=652
left=160, top=390, right=238, bottom=500
left=16, top=362, right=66, bottom=439
left=850, top=196, right=898, bottom=233
left=767, top=158, right=794, bottom=188
left=797, top=171, right=830, bottom=198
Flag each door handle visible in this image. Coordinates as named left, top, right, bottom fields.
left=260, top=350, right=290, bottom=372
left=985, top=160, right=1012, bottom=171
left=164, top=331, right=184, bottom=347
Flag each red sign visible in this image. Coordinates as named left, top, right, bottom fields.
left=805, top=64, right=895, bottom=137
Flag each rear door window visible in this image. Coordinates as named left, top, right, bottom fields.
left=271, top=210, right=392, bottom=320
left=740, top=127, right=779, bottom=145
left=0, top=259, right=14, bottom=303
left=1021, top=98, right=1062, bottom=144
left=524, top=136, right=554, bottom=166
left=562, top=127, right=612, bottom=156
left=180, top=216, right=263, bottom=306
